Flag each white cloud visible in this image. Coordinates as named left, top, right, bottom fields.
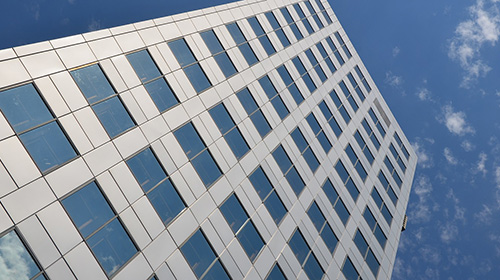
left=385, top=71, right=404, bottom=87
left=412, top=140, right=433, bottom=168
left=448, top=0, right=500, bottom=87
left=88, top=19, right=102, bottom=31
left=439, top=105, right=475, bottom=136
left=416, top=87, right=432, bottom=101
left=440, top=222, right=459, bottom=243
left=444, top=147, right=458, bottom=165
left=411, top=175, right=434, bottom=223
left=475, top=204, right=493, bottom=224
left=0, top=231, right=34, bottom=279
left=461, top=140, right=475, bottom=151
left=475, top=152, right=488, bottom=176
left=392, top=46, right=401, bottom=57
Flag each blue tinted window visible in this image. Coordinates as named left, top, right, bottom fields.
left=289, top=230, right=309, bottom=264
left=127, top=148, right=185, bottom=224
left=226, top=22, right=246, bottom=44
left=143, top=78, right=179, bottom=112
left=322, top=11, right=333, bottom=25
left=335, top=160, right=349, bottom=183
left=210, top=103, right=249, bottom=159
left=0, top=230, right=44, bottom=279
left=181, top=230, right=230, bottom=279
left=175, top=123, right=221, bottom=187
left=366, top=249, right=380, bottom=276
left=126, top=50, right=161, bottom=82
left=265, top=12, right=281, bottom=30
left=371, top=188, right=383, bottom=207
left=345, top=177, right=360, bottom=201
left=374, top=225, right=387, bottom=248
left=326, top=37, right=345, bottom=65
left=92, top=96, right=135, bottom=138
left=259, top=36, right=276, bottom=55
left=290, top=23, right=303, bottom=40
left=303, top=74, right=317, bottom=92
left=322, top=179, right=338, bottom=205
left=339, top=81, right=358, bottom=111
left=275, top=29, right=290, bottom=47
left=280, top=7, right=293, bottom=23
left=315, top=0, right=325, bottom=10
left=288, top=83, right=304, bottom=105
left=184, top=63, right=212, bottom=93
left=302, top=19, right=315, bottom=35
left=238, top=221, right=264, bottom=261
left=239, top=43, right=259, bottom=66
left=353, top=230, right=368, bottom=255
left=291, top=128, right=308, bottom=151
left=201, top=30, right=225, bottom=54
left=304, top=253, right=324, bottom=280
left=312, top=14, right=324, bottom=29
left=336, top=199, right=350, bottom=225
left=292, top=56, right=307, bottom=75
left=277, top=65, right=293, bottom=86
left=321, top=224, right=338, bottom=253
left=317, top=132, right=332, bottom=153
left=71, top=64, right=115, bottom=104
left=305, top=1, right=316, bottom=14
left=259, top=76, right=278, bottom=99
left=355, top=65, right=372, bottom=93
left=381, top=204, right=393, bottom=225
left=286, top=167, right=305, bottom=195
left=314, top=65, right=327, bottom=82
left=0, top=84, right=52, bottom=133
left=63, top=182, right=137, bottom=277
left=62, top=182, right=114, bottom=238
left=220, top=194, right=248, bottom=233
left=19, top=121, right=77, bottom=172
left=214, top=53, right=237, bottom=78
left=248, top=17, right=265, bottom=36
left=294, top=4, right=306, bottom=18
left=272, top=145, right=292, bottom=174
left=168, top=39, right=197, bottom=67
left=236, top=88, right=271, bottom=137
left=87, top=218, right=137, bottom=276
left=342, top=257, right=360, bottom=280
left=306, top=113, right=321, bottom=134
left=308, top=202, right=325, bottom=232
left=267, top=264, right=286, bottom=280
left=249, top=167, right=287, bottom=224
left=324, top=57, right=336, bottom=73
left=305, top=49, right=318, bottom=65
left=363, top=208, right=376, bottom=229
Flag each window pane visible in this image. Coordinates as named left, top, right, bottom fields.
left=303, top=148, right=319, bottom=172
left=248, top=17, right=265, bottom=36
left=321, top=225, right=338, bottom=253
left=127, top=148, right=167, bottom=193
left=19, top=121, right=77, bottom=172
left=249, top=167, right=273, bottom=198
left=184, top=63, right=211, bottom=93
left=220, top=194, right=248, bottom=233
left=290, top=23, right=303, bottom=40
left=303, top=74, right=317, bottom=92
left=174, top=122, right=206, bottom=159
left=277, top=65, right=293, bottom=86
left=353, top=230, right=368, bottom=255
left=239, top=43, right=259, bottom=66
left=259, top=76, right=278, bottom=98
left=147, top=179, right=185, bottom=225
left=62, top=182, right=114, bottom=238
left=87, top=218, right=137, bottom=276
left=272, top=146, right=292, bottom=174
left=304, top=253, right=324, bottom=280
left=335, top=199, right=350, bottom=225
left=210, top=104, right=236, bottom=135
left=71, top=64, right=115, bottom=104
left=276, top=29, right=290, bottom=47
left=168, top=39, right=197, bottom=67
left=306, top=113, right=321, bottom=134
left=342, top=257, right=360, bottom=280
left=289, top=230, right=309, bottom=264
left=191, top=150, right=222, bottom=187
left=288, top=83, right=304, bottom=104
left=374, top=225, right=387, bottom=248
left=225, top=129, right=250, bottom=159
left=251, top=112, right=272, bottom=137
left=307, top=202, right=325, bottom=232
left=127, top=50, right=161, bottom=82
left=291, top=128, right=308, bottom=152
left=92, top=96, right=135, bottom=138
left=237, top=88, right=258, bottom=113
left=238, top=222, right=264, bottom=261
left=265, top=12, right=281, bottom=30
left=203, top=260, right=231, bottom=280
left=0, top=231, right=41, bottom=279
left=265, top=192, right=287, bottom=224
left=201, top=30, right=224, bottom=54
left=267, top=264, right=286, bottom=280
left=259, top=36, right=276, bottom=56
left=214, top=53, right=237, bottom=78
left=286, top=167, right=305, bottom=195
left=294, top=4, right=306, bottom=18
left=345, top=178, right=359, bottom=201
left=280, top=7, right=293, bottom=23
left=271, top=97, right=289, bottom=119
left=0, top=83, right=52, bottom=133
left=181, top=230, right=216, bottom=278
left=292, top=57, right=306, bottom=75
left=366, top=249, right=380, bottom=276
left=144, top=78, right=178, bottom=112
left=227, top=23, right=246, bottom=44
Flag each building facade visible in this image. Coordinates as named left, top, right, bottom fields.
left=0, top=0, right=416, bottom=279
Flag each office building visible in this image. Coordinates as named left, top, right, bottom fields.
left=0, top=0, right=416, bottom=279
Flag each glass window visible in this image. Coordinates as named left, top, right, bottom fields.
left=285, top=167, right=305, bottom=195
left=226, top=22, right=246, bottom=44
left=307, top=202, right=338, bottom=253
left=72, top=64, right=135, bottom=138
left=301, top=18, right=315, bottom=35
left=0, top=84, right=78, bottom=173
left=201, top=30, right=237, bottom=78
left=291, top=127, right=319, bottom=172
left=326, top=36, right=345, bottom=65
left=249, top=167, right=287, bottom=224
left=220, top=194, right=264, bottom=261
left=259, top=36, right=277, bottom=56
left=181, top=230, right=230, bottom=279
left=289, top=230, right=325, bottom=279
left=168, top=39, right=197, bottom=67
left=272, top=145, right=292, bottom=174
left=248, top=17, right=276, bottom=56
left=355, top=65, right=371, bottom=93
left=128, top=49, right=176, bottom=102
left=0, top=230, right=47, bottom=280
left=126, top=50, right=161, bottom=83
left=339, top=80, right=358, bottom=112
left=335, top=160, right=359, bottom=201
left=290, top=23, right=304, bottom=41
left=293, top=4, right=306, bottom=19
left=266, top=263, right=286, bottom=280
left=248, top=17, right=265, bottom=36
left=287, top=83, right=304, bottom=105
left=265, top=12, right=281, bottom=30
left=280, top=7, right=294, bottom=23
left=62, top=182, right=137, bottom=276
left=329, top=89, right=350, bottom=124
left=258, top=76, right=289, bottom=120
left=305, top=1, right=317, bottom=14
left=342, top=257, right=360, bottom=280
left=335, top=32, right=352, bottom=59
left=275, top=29, right=291, bottom=47
left=236, top=88, right=271, bottom=137
left=303, top=73, right=317, bottom=93
left=174, top=122, right=222, bottom=187
left=183, top=63, right=212, bottom=93
left=239, top=43, right=259, bottom=66
left=226, top=22, right=259, bottom=66
left=312, top=14, right=324, bottom=29
left=348, top=72, right=365, bottom=102
left=127, top=148, right=185, bottom=225
left=318, top=101, right=342, bottom=137
left=277, top=65, right=293, bottom=86
left=210, top=103, right=249, bottom=159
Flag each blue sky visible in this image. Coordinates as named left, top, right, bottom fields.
left=2, top=0, right=500, bottom=279
left=332, top=0, right=500, bottom=278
